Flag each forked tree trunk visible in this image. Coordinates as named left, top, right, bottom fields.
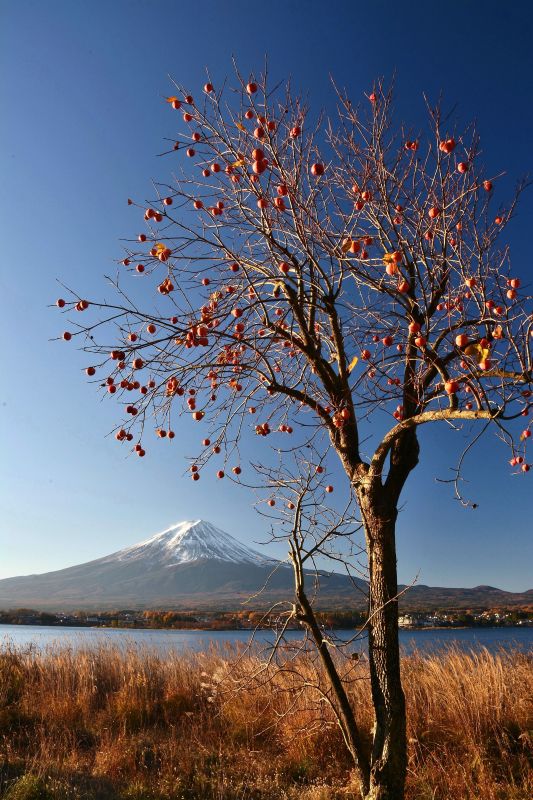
left=361, top=498, right=407, bottom=800
left=293, top=491, right=407, bottom=799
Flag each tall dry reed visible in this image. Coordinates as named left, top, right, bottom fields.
left=0, top=641, right=531, bottom=799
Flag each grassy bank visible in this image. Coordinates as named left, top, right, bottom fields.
left=0, top=643, right=531, bottom=799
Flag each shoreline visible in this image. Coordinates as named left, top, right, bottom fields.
left=1, top=622, right=531, bottom=632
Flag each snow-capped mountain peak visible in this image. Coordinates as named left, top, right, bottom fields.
left=105, top=520, right=272, bottom=567
left=0, top=519, right=521, bottom=612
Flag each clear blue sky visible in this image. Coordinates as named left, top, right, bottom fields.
left=1, top=0, right=531, bottom=591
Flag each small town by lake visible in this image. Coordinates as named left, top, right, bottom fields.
left=1, top=623, right=532, bottom=655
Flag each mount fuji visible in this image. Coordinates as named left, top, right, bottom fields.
left=101, top=520, right=274, bottom=568
left=0, top=520, right=364, bottom=611
left=0, top=520, right=530, bottom=611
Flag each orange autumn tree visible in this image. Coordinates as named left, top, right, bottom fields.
left=58, top=73, right=532, bottom=799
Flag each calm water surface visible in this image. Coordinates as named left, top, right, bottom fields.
left=0, top=624, right=531, bottom=655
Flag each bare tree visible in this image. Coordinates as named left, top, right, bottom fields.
left=56, top=69, right=532, bottom=799
left=205, top=464, right=373, bottom=790
left=272, top=470, right=371, bottom=785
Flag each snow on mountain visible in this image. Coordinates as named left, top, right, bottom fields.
left=0, top=520, right=287, bottom=610
left=1, top=520, right=527, bottom=612
left=101, top=520, right=274, bottom=567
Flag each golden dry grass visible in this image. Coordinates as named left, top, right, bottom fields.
left=0, top=642, right=531, bottom=799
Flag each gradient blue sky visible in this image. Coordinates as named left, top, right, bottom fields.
left=1, top=0, right=532, bottom=591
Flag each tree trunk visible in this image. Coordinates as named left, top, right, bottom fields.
left=361, top=499, right=407, bottom=800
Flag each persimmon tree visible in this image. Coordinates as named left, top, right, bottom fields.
left=57, top=71, right=532, bottom=799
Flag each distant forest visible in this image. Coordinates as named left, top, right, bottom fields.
left=1, top=607, right=531, bottom=629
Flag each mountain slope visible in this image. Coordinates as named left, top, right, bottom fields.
left=0, top=520, right=366, bottom=610
left=0, top=520, right=529, bottom=611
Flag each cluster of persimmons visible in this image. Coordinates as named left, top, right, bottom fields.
left=55, top=75, right=532, bottom=493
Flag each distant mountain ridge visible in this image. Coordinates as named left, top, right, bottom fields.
left=0, top=520, right=530, bottom=611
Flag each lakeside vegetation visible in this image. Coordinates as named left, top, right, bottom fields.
left=1, top=607, right=532, bottom=631
left=0, top=643, right=531, bottom=800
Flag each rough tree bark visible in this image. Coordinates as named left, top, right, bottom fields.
left=291, top=425, right=417, bottom=798
left=361, top=502, right=406, bottom=800
left=355, top=429, right=419, bottom=799
left=294, top=492, right=408, bottom=800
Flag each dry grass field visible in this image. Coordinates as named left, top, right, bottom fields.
left=0, top=642, right=531, bottom=799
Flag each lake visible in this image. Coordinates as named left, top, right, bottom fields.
left=1, top=624, right=531, bottom=655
